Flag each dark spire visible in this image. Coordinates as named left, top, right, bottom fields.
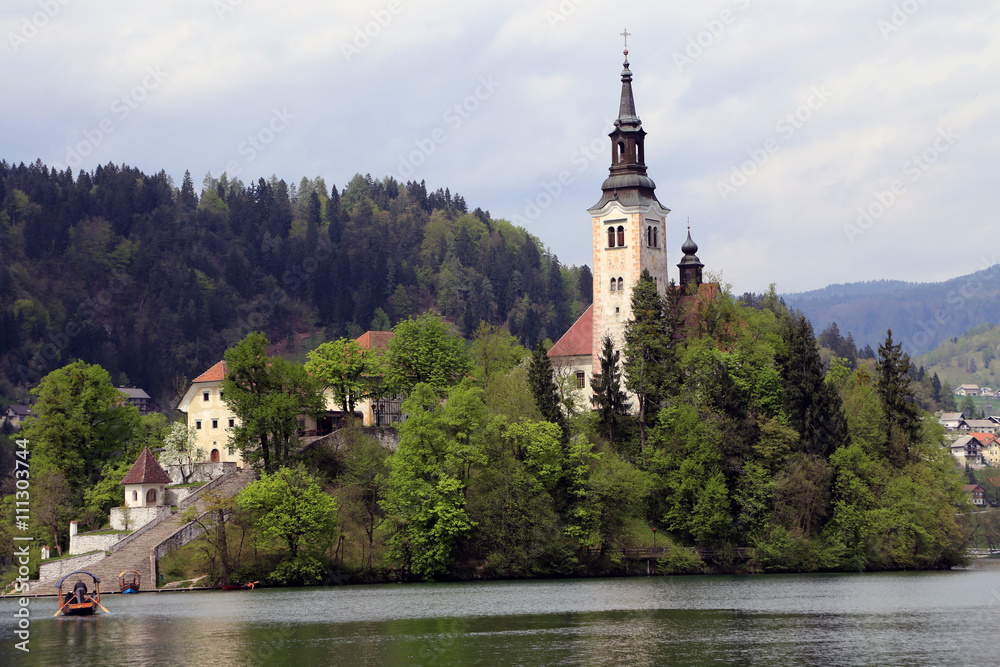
left=677, top=220, right=704, bottom=289
left=589, top=37, right=667, bottom=213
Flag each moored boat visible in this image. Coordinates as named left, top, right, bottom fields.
left=220, top=581, right=258, bottom=591
left=119, top=570, right=141, bottom=594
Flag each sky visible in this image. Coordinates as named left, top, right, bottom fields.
left=3, top=0, right=998, bottom=294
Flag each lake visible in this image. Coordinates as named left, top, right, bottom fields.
left=3, top=567, right=999, bottom=665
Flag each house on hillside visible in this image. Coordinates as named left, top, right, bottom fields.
left=951, top=434, right=987, bottom=468
left=3, top=404, right=32, bottom=430
left=961, top=419, right=999, bottom=434
left=354, top=331, right=405, bottom=427
left=982, top=437, right=1000, bottom=467
left=176, top=331, right=403, bottom=465
left=956, top=384, right=981, bottom=396
left=939, top=412, right=965, bottom=430
left=118, top=386, right=152, bottom=414
left=964, top=483, right=986, bottom=507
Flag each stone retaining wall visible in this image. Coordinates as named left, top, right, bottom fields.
left=109, top=505, right=172, bottom=532
left=163, top=461, right=237, bottom=485
left=35, top=551, right=107, bottom=591
left=69, top=531, right=129, bottom=556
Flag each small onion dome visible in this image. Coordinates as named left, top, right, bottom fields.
left=681, top=229, right=699, bottom=258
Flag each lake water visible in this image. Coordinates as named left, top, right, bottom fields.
left=3, top=567, right=1000, bottom=666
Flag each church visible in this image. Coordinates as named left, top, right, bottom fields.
left=547, top=43, right=710, bottom=400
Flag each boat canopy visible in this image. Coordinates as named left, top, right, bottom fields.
left=55, top=570, right=102, bottom=588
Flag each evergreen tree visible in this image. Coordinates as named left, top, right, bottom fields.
left=624, top=270, right=668, bottom=451
left=777, top=314, right=847, bottom=457
left=527, top=340, right=568, bottom=439
left=591, top=334, right=629, bottom=446
left=875, top=328, right=921, bottom=465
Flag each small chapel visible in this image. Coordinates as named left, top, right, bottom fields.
left=548, top=40, right=715, bottom=400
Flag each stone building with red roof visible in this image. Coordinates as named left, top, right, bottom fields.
left=121, top=446, right=173, bottom=508
left=176, top=331, right=400, bottom=466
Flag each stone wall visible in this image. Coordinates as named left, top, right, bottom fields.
left=35, top=551, right=107, bottom=592
left=153, top=516, right=210, bottom=560
left=164, top=486, right=201, bottom=506
left=163, top=461, right=237, bottom=485
left=109, top=505, right=171, bottom=531
left=68, top=530, right=128, bottom=556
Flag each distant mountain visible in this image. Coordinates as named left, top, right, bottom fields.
left=782, top=266, right=1000, bottom=355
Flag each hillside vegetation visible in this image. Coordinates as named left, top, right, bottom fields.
left=0, top=161, right=591, bottom=409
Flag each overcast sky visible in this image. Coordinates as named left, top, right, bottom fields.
left=3, top=0, right=997, bottom=294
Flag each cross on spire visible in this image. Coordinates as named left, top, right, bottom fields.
left=621, top=28, right=631, bottom=52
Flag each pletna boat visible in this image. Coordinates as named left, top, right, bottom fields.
left=55, top=571, right=106, bottom=616
left=119, top=570, right=141, bottom=594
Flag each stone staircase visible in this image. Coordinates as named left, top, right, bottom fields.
left=39, top=467, right=257, bottom=594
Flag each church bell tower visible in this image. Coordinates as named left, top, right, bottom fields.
left=588, top=37, right=671, bottom=376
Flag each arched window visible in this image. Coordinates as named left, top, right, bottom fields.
left=617, top=277, right=624, bottom=292
left=610, top=278, right=616, bottom=292
left=132, top=490, right=138, bottom=502
left=617, top=141, right=625, bottom=163
left=608, top=226, right=615, bottom=248
left=617, top=226, right=625, bottom=247
left=653, top=227, right=658, bottom=248
left=146, top=489, right=156, bottom=504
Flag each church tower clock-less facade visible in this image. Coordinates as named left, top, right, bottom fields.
left=588, top=43, right=671, bottom=377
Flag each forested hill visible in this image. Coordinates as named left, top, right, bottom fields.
left=0, top=160, right=592, bottom=410
left=783, top=266, right=1000, bottom=354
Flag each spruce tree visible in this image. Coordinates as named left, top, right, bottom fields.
left=624, top=269, right=668, bottom=451
left=528, top=340, right=568, bottom=439
left=591, top=334, right=629, bottom=446
left=875, top=328, right=921, bottom=465
left=777, top=314, right=847, bottom=457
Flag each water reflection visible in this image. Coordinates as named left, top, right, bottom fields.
left=3, top=570, right=1000, bottom=666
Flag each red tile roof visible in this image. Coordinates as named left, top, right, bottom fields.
left=548, top=305, right=593, bottom=358
left=356, top=331, right=394, bottom=351
left=193, top=360, right=227, bottom=383
left=120, top=447, right=173, bottom=485
left=967, top=432, right=997, bottom=444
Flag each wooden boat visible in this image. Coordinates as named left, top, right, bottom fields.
left=119, top=570, right=141, bottom=594
left=220, top=581, right=258, bottom=591
left=54, top=571, right=108, bottom=617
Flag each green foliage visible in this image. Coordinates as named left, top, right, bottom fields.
left=238, top=465, right=339, bottom=561
left=381, top=383, right=484, bottom=579
left=470, top=321, right=525, bottom=395
left=591, top=334, right=629, bottom=447
left=383, top=313, right=472, bottom=396
left=223, top=332, right=325, bottom=473
left=876, top=329, right=921, bottom=466
left=527, top=340, right=568, bottom=439
left=305, top=338, right=373, bottom=413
